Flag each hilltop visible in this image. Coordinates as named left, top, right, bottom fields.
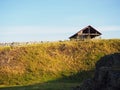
left=0, top=39, right=120, bottom=89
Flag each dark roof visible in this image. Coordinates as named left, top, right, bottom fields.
left=69, top=25, right=102, bottom=39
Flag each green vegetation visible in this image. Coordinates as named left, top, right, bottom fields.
left=0, top=39, right=120, bottom=90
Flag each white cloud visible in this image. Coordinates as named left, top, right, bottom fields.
left=0, top=26, right=76, bottom=35
left=0, top=25, right=119, bottom=42
left=96, top=25, right=120, bottom=39
left=1, top=25, right=120, bottom=35
left=97, top=26, right=120, bottom=31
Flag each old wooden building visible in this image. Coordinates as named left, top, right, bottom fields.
left=69, top=25, right=102, bottom=40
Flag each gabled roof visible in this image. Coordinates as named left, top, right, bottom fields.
left=69, top=25, right=102, bottom=39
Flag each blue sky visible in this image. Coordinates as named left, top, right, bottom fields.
left=0, top=0, right=120, bottom=42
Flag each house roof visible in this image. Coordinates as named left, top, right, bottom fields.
left=69, top=25, right=102, bottom=39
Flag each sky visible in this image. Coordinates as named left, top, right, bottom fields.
left=0, top=0, right=120, bottom=42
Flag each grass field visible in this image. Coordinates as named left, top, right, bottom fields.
left=0, top=39, right=120, bottom=90
left=0, top=70, right=94, bottom=90
left=0, top=83, right=80, bottom=90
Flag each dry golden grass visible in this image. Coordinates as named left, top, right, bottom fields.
left=0, top=39, right=119, bottom=86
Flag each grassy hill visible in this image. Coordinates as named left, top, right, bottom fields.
left=0, top=39, right=120, bottom=90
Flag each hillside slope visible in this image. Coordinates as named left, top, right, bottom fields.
left=0, top=39, right=120, bottom=86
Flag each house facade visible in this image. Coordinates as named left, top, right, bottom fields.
left=69, top=25, right=102, bottom=40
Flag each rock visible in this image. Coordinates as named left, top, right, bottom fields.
left=73, top=53, right=120, bottom=90
left=96, top=53, right=120, bottom=70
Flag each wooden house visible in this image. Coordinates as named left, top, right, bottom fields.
left=69, top=25, right=102, bottom=40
